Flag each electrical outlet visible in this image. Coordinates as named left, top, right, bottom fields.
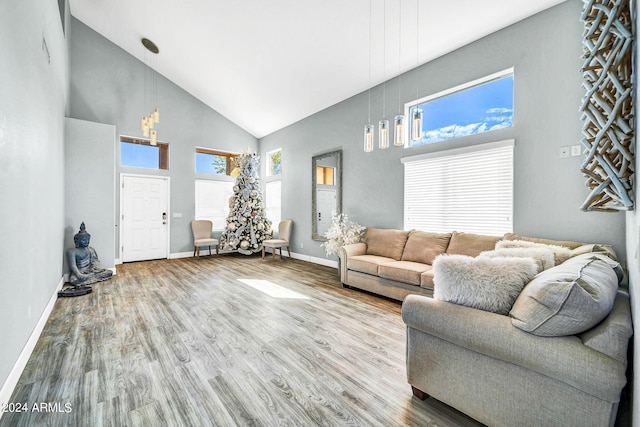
left=559, top=146, right=570, bottom=158
left=571, top=144, right=582, bottom=156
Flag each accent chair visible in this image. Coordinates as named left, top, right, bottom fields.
left=262, top=220, right=293, bottom=260
left=191, top=220, right=219, bottom=256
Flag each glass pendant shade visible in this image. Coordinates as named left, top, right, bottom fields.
left=411, top=107, right=423, bottom=141
left=153, top=108, right=160, bottom=123
left=150, top=130, right=157, bottom=146
left=393, top=115, right=405, bottom=146
left=363, top=124, right=374, bottom=152
left=378, top=119, right=389, bottom=149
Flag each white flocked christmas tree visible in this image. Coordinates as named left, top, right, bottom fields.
left=220, top=151, right=272, bottom=255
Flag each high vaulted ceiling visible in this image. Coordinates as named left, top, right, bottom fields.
left=70, top=0, right=567, bottom=139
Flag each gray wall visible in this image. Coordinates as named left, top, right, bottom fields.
left=0, top=0, right=68, bottom=393
left=64, top=118, right=116, bottom=272
left=259, top=0, right=626, bottom=263
left=69, top=18, right=258, bottom=257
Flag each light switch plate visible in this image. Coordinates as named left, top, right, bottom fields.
left=559, top=146, right=570, bottom=158
left=571, top=144, right=582, bottom=156
left=173, top=212, right=183, bottom=218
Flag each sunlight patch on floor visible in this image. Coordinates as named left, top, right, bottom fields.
left=237, top=279, right=310, bottom=299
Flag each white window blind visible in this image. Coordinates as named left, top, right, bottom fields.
left=402, top=140, right=514, bottom=236
left=195, top=180, right=234, bottom=231
left=265, top=180, right=282, bottom=227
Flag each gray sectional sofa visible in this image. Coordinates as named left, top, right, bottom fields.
left=339, top=228, right=632, bottom=427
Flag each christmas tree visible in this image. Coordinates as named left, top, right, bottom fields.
left=220, top=151, right=272, bottom=255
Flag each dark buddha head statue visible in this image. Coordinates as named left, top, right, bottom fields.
left=73, top=222, right=91, bottom=248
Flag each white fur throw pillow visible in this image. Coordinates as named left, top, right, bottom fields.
left=480, top=247, right=555, bottom=273
left=433, top=254, right=538, bottom=315
left=496, top=239, right=574, bottom=264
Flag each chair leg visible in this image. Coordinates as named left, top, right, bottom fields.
left=194, top=246, right=197, bottom=257
left=216, top=245, right=219, bottom=255
left=208, top=246, right=211, bottom=256
left=287, top=246, right=291, bottom=257
left=272, top=247, right=275, bottom=260
left=262, top=247, right=265, bottom=259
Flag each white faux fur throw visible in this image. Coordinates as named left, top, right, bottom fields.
left=480, top=247, right=555, bottom=272
left=495, top=239, right=574, bottom=264
left=433, top=254, right=538, bottom=315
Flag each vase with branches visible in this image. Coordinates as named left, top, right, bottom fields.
left=322, top=211, right=366, bottom=257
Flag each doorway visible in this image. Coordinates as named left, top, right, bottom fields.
left=120, top=174, right=170, bottom=262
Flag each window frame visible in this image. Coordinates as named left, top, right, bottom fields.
left=266, top=148, right=282, bottom=177
left=404, top=68, right=514, bottom=147
left=195, top=147, right=239, bottom=176
left=120, top=136, right=169, bottom=170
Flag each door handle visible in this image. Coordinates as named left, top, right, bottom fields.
left=162, top=212, right=167, bottom=224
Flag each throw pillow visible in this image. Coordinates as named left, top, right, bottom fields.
left=445, top=231, right=502, bottom=257
left=433, top=254, right=538, bottom=315
left=365, top=228, right=410, bottom=260
left=502, top=233, right=582, bottom=249
left=510, top=254, right=619, bottom=337
left=401, top=231, right=452, bottom=264
left=480, top=247, right=555, bottom=273
left=496, top=239, right=574, bottom=264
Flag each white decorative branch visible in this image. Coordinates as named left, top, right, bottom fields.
left=580, top=0, right=634, bottom=211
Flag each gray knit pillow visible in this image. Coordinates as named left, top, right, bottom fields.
left=510, top=254, right=618, bottom=336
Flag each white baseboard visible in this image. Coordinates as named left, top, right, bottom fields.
left=0, top=276, right=64, bottom=418
left=168, top=248, right=338, bottom=268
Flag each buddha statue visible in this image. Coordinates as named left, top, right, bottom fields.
left=66, top=222, right=112, bottom=286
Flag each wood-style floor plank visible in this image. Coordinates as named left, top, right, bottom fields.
left=1, top=254, right=483, bottom=427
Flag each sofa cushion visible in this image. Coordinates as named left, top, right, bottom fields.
left=378, top=261, right=432, bottom=286
left=401, top=231, right=452, bottom=264
left=510, top=254, right=619, bottom=337
left=445, top=231, right=501, bottom=257
left=503, top=233, right=582, bottom=249
left=420, top=269, right=435, bottom=290
left=433, top=254, right=538, bottom=315
left=364, top=228, right=410, bottom=261
left=571, top=243, right=618, bottom=262
left=348, top=254, right=396, bottom=275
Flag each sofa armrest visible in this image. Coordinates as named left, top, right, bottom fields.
left=402, top=295, right=628, bottom=402
left=338, top=243, right=367, bottom=283
left=580, top=291, right=633, bottom=363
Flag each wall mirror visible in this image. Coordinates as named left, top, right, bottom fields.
left=312, top=150, right=342, bottom=241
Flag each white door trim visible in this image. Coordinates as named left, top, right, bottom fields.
left=119, top=173, right=171, bottom=262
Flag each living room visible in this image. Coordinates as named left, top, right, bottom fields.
left=1, top=0, right=639, bottom=426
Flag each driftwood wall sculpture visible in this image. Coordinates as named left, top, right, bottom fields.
left=580, top=0, right=634, bottom=211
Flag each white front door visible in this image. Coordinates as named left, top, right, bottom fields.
left=121, top=175, right=169, bottom=262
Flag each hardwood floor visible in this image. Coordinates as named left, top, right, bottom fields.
left=2, top=254, right=484, bottom=427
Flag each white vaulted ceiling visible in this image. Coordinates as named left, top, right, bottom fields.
left=70, top=0, right=567, bottom=138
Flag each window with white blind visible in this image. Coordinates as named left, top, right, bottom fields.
left=265, top=180, right=282, bottom=227
left=195, top=179, right=234, bottom=231
left=402, top=139, right=514, bottom=235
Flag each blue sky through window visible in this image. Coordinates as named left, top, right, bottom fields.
left=121, top=142, right=160, bottom=169
left=410, top=74, right=513, bottom=146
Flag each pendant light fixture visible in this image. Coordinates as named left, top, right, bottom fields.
left=141, top=37, right=160, bottom=146
left=411, top=0, right=423, bottom=142
left=393, top=0, right=405, bottom=147
left=364, top=0, right=374, bottom=153
left=378, top=0, right=389, bottom=150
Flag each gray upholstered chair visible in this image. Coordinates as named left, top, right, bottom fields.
left=262, top=220, right=293, bottom=259
left=191, top=220, right=219, bottom=256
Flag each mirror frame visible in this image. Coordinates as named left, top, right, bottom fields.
left=312, top=149, right=342, bottom=241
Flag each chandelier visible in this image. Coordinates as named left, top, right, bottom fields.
left=140, top=38, right=160, bottom=145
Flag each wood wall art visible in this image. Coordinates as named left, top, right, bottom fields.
left=580, top=0, right=635, bottom=211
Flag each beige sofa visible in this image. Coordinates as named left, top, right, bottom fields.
left=339, top=228, right=632, bottom=426
left=338, top=228, right=577, bottom=301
